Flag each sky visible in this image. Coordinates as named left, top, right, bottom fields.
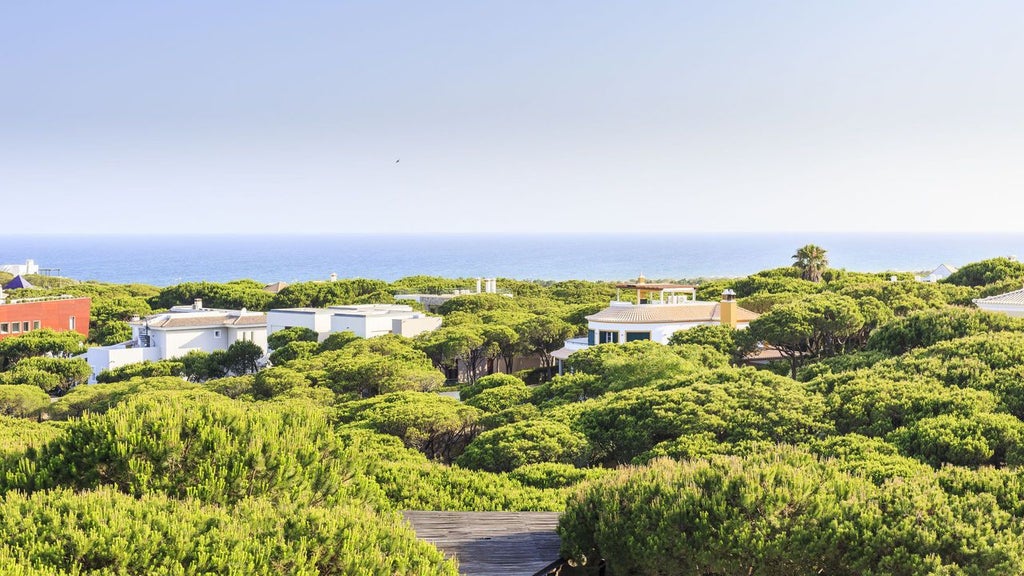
left=2, top=1, right=1024, bottom=235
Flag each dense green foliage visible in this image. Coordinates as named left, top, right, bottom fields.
left=267, top=326, right=318, bottom=350
left=0, top=385, right=50, bottom=418
left=4, top=255, right=1024, bottom=573
left=0, top=329, right=85, bottom=370
left=1, top=356, right=92, bottom=395
left=561, top=449, right=1024, bottom=575
left=0, top=488, right=457, bottom=575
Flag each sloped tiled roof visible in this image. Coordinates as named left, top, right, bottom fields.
left=586, top=302, right=759, bottom=324
left=974, top=287, right=1024, bottom=306
left=143, top=312, right=266, bottom=329
left=263, top=281, right=288, bottom=293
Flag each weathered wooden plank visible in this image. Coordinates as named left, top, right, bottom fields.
left=402, top=511, right=563, bottom=576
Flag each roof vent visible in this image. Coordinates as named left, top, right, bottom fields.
left=193, top=298, right=203, bottom=310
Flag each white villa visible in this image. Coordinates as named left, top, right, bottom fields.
left=0, top=259, right=39, bottom=276
left=550, top=280, right=759, bottom=369
left=266, top=303, right=441, bottom=343
left=916, top=264, right=958, bottom=283
left=86, top=299, right=267, bottom=380
left=974, top=287, right=1024, bottom=318
left=396, top=277, right=510, bottom=312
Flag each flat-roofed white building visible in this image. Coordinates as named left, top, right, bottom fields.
left=267, top=304, right=441, bottom=343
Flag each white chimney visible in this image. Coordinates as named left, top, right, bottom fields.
left=329, top=273, right=338, bottom=282
left=193, top=298, right=203, bottom=310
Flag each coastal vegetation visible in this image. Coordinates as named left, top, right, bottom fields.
left=3, top=253, right=1024, bottom=572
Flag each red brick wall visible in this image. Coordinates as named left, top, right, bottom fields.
left=0, top=298, right=91, bottom=340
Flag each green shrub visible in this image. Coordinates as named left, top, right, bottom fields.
left=457, top=420, right=589, bottom=472
left=9, top=389, right=379, bottom=507
left=252, top=366, right=309, bottom=399
left=0, top=487, right=458, bottom=576
left=48, top=377, right=198, bottom=420
left=560, top=449, right=1024, bottom=576
left=96, top=359, right=184, bottom=383
left=267, top=326, right=318, bottom=350
left=464, top=383, right=530, bottom=413
left=508, top=462, right=604, bottom=489
left=459, top=373, right=525, bottom=402
left=0, top=385, right=50, bottom=418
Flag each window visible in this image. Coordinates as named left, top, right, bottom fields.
left=69, top=316, right=76, bottom=330
left=0, top=323, right=7, bottom=334
left=214, top=330, right=221, bottom=338
left=11, top=322, right=19, bottom=334
left=625, top=332, right=651, bottom=342
left=22, top=322, right=29, bottom=332
left=587, top=330, right=596, bottom=346
left=598, top=330, right=619, bottom=344
left=32, top=321, right=40, bottom=330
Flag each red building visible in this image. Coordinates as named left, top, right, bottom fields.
left=0, top=296, right=90, bottom=340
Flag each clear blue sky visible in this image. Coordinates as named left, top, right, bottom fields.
left=3, top=1, right=1023, bottom=234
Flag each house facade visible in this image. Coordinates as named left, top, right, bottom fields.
left=86, top=299, right=267, bottom=379
left=266, top=304, right=441, bottom=343
left=0, top=294, right=90, bottom=341
left=550, top=284, right=758, bottom=370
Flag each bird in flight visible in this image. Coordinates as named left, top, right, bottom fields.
left=395, top=159, right=400, bottom=163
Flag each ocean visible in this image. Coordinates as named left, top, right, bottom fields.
left=0, top=233, right=1022, bottom=287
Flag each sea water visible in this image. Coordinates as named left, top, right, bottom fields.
left=0, top=233, right=1021, bottom=286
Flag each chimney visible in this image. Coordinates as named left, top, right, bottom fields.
left=329, top=273, right=338, bottom=283
left=720, top=289, right=737, bottom=328
left=193, top=298, right=203, bottom=310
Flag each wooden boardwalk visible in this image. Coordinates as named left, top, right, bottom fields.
left=402, top=511, right=563, bottom=576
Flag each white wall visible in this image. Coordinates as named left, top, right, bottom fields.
left=86, top=345, right=162, bottom=382
left=227, top=326, right=268, bottom=351
left=587, top=319, right=750, bottom=345
left=158, top=328, right=224, bottom=358
left=329, top=315, right=371, bottom=338
left=266, top=310, right=334, bottom=338
left=392, top=316, right=442, bottom=338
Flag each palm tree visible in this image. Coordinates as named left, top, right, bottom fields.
left=792, top=244, right=829, bottom=282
